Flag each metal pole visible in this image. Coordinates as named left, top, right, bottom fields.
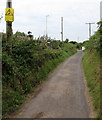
left=46, top=15, right=49, bottom=41
left=100, top=1, right=102, bottom=21
left=86, top=23, right=95, bottom=39
left=61, top=17, right=63, bottom=42
left=89, top=23, right=91, bottom=38
left=6, top=0, right=13, bottom=45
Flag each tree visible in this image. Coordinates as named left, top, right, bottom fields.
left=27, top=31, right=33, bottom=40
left=69, top=41, right=77, bottom=44
left=65, top=38, right=69, bottom=43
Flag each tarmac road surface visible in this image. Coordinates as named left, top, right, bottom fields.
left=10, top=51, right=90, bottom=118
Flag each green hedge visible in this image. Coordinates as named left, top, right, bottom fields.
left=2, top=38, right=76, bottom=117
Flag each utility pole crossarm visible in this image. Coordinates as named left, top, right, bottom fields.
left=86, top=23, right=95, bottom=24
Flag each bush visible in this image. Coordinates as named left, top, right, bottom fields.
left=2, top=34, right=77, bottom=117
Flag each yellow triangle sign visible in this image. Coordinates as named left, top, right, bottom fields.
left=5, top=8, right=14, bottom=16
left=5, top=8, right=14, bottom=22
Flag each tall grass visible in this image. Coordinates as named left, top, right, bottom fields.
left=83, top=50, right=100, bottom=118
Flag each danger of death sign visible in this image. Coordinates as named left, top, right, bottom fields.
left=5, top=8, right=14, bottom=22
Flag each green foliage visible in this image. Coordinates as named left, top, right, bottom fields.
left=2, top=33, right=6, bottom=46
left=76, top=43, right=83, bottom=50
left=51, top=40, right=60, bottom=49
left=65, top=38, right=69, bottom=43
left=2, top=33, right=77, bottom=117
left=69, top=41, right=77, bottom=44
left=83, top=51, right=100, bottom=118
left=14, top=31, right=26, bottom=37
left=83, top=21, right=102, bottom=52
left=84, top=31, right=100, bottom=51
left=82, top=22, right=101, bottom=118
left=3, top=87, right=24, bottom=116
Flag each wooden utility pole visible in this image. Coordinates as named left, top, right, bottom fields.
left=86, top=22, right=95, bottom=39
left=6, top=0, right=12, bottom=42
left=5, top=0, right=14, bottom=49
left=61, top=17, right=63, bottom=42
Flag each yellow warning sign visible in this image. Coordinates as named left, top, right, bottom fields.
left=5, top=8, right=14, bottom=22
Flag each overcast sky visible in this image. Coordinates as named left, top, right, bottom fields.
left=0, top=0, right=101, bottom=42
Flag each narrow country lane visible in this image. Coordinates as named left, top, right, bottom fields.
left=10, top=51, right=90, bottom=118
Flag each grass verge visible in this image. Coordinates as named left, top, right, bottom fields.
left=82, top=50, right=101, bottom=118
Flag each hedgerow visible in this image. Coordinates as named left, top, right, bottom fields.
left=2, top=33, right=77, bottom=117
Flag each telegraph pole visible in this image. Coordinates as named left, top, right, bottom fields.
left=86, top=22, right=95, bottom=38
left=61, top=17, right=63, bottom=42
left=6, top=0, right=13, bottom=41
left=5, top=0, right=14, bottom=50
left=100, top=2, right=102, bottom=117
left=46, top=15, right=49, bottom=41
